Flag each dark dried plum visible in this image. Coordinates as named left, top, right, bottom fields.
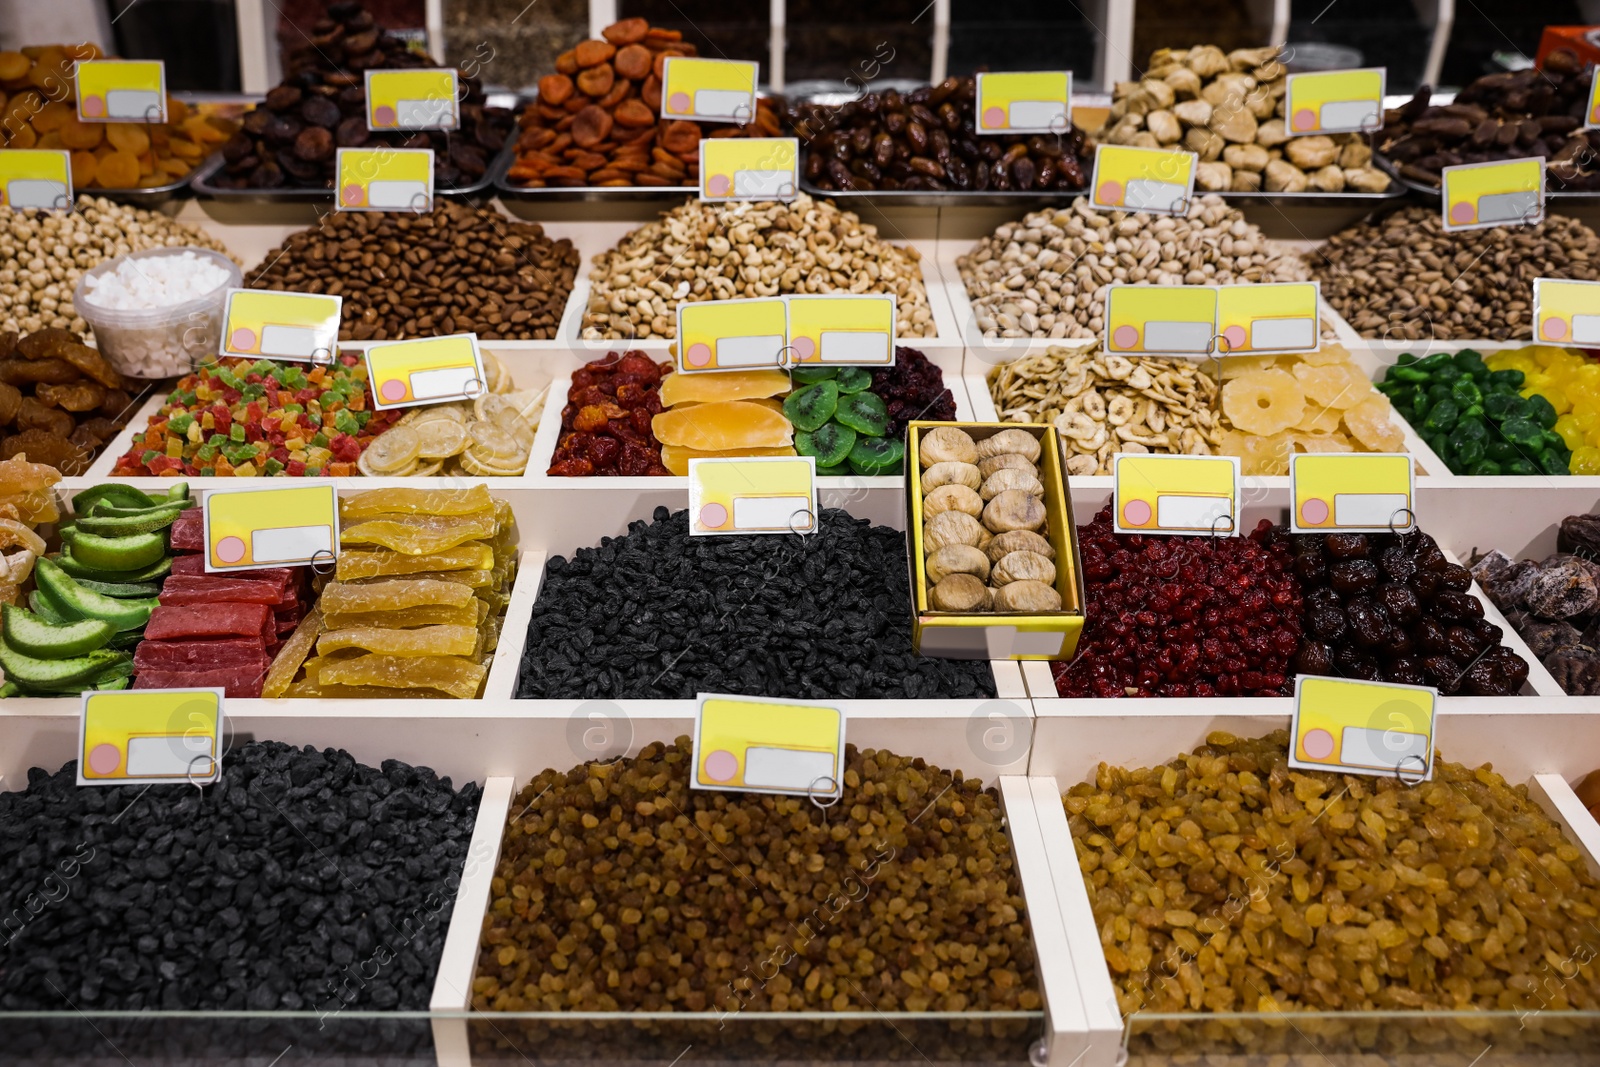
left=1324, top=534, right=1370, bottom=559
left=1345, top=597, right=1388, bottom=646
left=1379, top=545, right=1417, bottom=583
left=1329, top=559, right=1379, bottom=595
left=1435, top=590, right=1485, bottom=621
left=1308, top=604, right=1348, bottom=642
left=1446, top=625, right=1485, bottom=661
left=1293, top=641, right=1333, bottom=675
left=1333, top=646, right=1381, bottom=680
left=1385, top=656, right=1429, bottom=686
left=1422, top=654, right=1464, bottom=694
left=1417, top=617, right=1450, bottom=655
left=1460, top=646, right=1528, bottom=695
left=293, top=126, right=334, bottom=162
left=300, top=94, right=342, bottom=129
left=1438, top=563, right=1473, bottom=592
left=1376, top=583, right=1421, bottom=625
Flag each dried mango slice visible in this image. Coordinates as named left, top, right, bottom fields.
left=659, top=443, right=797, bottom=476
left=319, top=577, right=476, bottom=614
left=322, top=603, right=482, bottom=630
left=285, top=679, right=443, bottom=699
left=658, top=368, right=792, bottom=407
left=339, top=513, right=499, bottom=555
left=318, top=654, right=487, bottom=699
left=336, top=542, right=494, bottom=580
left=317, top=624, right=480, bottom=658
left=346, top=567, right=497, bottom=589
left=651, top=400, right=794, bottom=450
left=262, top=607, right=323, bottom=699
left=339, top=484, right=495, bottom=520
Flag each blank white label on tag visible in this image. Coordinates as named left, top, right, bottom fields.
left=252, top=524, right=332, bottom=563
left=1479, top=190, right=1539, bottom=224
left=695, top=89, right=750, bottom=118
left=1573, top=314, right=1600, bottom=344
left=744, top=746, right=834, bottom=790
left=1145, top=320, right=1213, bottom=352
left=733, top=170, right=794, bottom=196
left=409, top=366, right=477, bottom=400
left=1008, top=100, right=1067, bottom=127
left=1332, top=492, right=1408, bottom=527
left=1339, top=725, right=1428, bottom=770
left=106, top=89, right=161, bottom=119
left=1251, top=317, right=1316, bottom=349
left=127, top=734, right=213, bottom=777
left=397, top=99, right=452, bottom=126
left=6, top=180, right=68, bottom=210
left=260, top=324, right=318, bottom=358
left=731, top=495, right=811, bottom=529
left=715, top=334, right=785, bottom=367
left=1125, top=179, right=1185, bottom=212
left=819, top=330, right=890, bottom=363
left=1320, top=100, right=1379, bottom=129
left=368, top=180, right=427, bottom=209
left=1156, top=495, right=1231, bottom=529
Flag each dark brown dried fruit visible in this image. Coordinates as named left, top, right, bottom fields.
left=293, top=126, right=334, bottom=162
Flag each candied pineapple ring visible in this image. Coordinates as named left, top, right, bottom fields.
left=1222, top=369, right=1306, bottom=437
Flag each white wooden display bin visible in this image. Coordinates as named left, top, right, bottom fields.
left=1018, top=482, right=1564, bottom=702
left=421, top=707, right=1089, bottom=1067
left=1021, top=704, right=1600, bottom=1067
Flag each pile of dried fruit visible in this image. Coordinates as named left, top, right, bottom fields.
left=581, top=195, right=936, bottom=340
left=211, top=0, right=512, bottom=190
left=264, top=485, right=514, bottom=699
left=0, top=454, right=58, bottom=608
left=1052, top=506, right=1303, bottom=698
left=793, top=75, right=1091, bottom=193
left=360, top=353, right=546, bottom=477
left=1472, top=518, right=1600, bottom=695
left=1068, top=730, right=1600, bottom=1014
left=652, top=367, right=795, bottom=474
left=872, top=347, right=958, bottom=435
left=1291, top=529, right=1527, bottom=694
left=0, top=44, right=237, bottom=189
left=515, top=507, right=995, bottom=699
left=475, top=738, right=1039, bottom=1013
left=0, top=327, right=131, bottom=474
left=547, top=351, right=673, bottom=477
left=508, top=17, right=783, bottom=189
left=111, top=356, right=403, bottom=478
left=1488, top=345, right=1600, bottom=474
left=783, top=367, right=902, bottom=475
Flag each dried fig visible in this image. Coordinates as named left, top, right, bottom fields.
left=982, top=488, right=1047, bottom=533
left=918, top=426, right=978, bottom=467
left=926, top=543, right=991, bottom=585
left=920, top=460, right=981, bottom=494
left=924, top=511, right=991, bottom=553
left=930, top=573, right=990, bottom=612
left=923, top=484, right=983, bottom=521
left=992, top=580, right=1063, bottom=612
left=991, top=550, right=1057, bottom=587
left=976, top=428, right=1041, bottom=462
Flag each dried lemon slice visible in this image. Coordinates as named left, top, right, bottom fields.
left=362, top=425, right=422, bottom=473
left=414, top=404, right=467, bottom=424
left=416, top=419, right=469, bottom=459
left=458, top=450, right=525, bottom=477
left=481, top=352, right=507, bottom=394
left=468, top=423, right=524, bottom=461
left=409, top=458, right=445, bottom=477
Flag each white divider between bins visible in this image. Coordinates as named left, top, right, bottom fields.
left=480, top=550, right=545, bottom=702
left=998, top=776, right=1094, bottom=1067
left=430, top=775, right=515, bottom=1067
left=1531, top=773, right=1600, bottom=880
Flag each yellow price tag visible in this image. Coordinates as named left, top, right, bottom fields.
left=1290, top=453, right=1414, bottom=533
left=203, top=485, right=340, bottom=572
left=786, top=294, right=894, bottom=366
left=699, top=137, right=797, bottom=201
left=1090, top=144, right=1197, bottom=215
left=1290, top=676, right=1436, bottom=782
left=79, top=689, right=223, bottom=786
left=1215, top=282, right=1320, bottom=354
left=677, top=297, right=787, bottom=372
left=0, top=149, right=72, bottom=212
left=74, top=60, right=167, bottom=123
left=660, top=57, right=759, bottom=124
left=1284, top=68, right=1385, bottom=135
left=1587, top=68, right=1600, bottom=131
left=1441, top=157, right=1544, bottom=232
left=1533, top=278, right=1600, bottom=346
left=1105, top=284, right=1216, bottom=355
left=688, top=456, right=816, bottom=535
left=363, top=333, right=485, bottom=409
left=975, top=71, right=1071, bottom=134
left=221, top=289, right=342, bottom=362
left=365, top=69, right=460, bottom=130
left=336, top=147, right=433, bottom=212
left=692, top=694, right=845, bottom=799
left=1113, top=453, right=1239, bottom=535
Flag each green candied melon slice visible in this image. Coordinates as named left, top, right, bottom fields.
left=795, top=422, right=857, bottom=467
left=834, top=391, right=888, bottom=436
left=783, top=381, right=840, bottom=432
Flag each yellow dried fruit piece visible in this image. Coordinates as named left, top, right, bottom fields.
left=651, top=400, right=794, bottom=450
left=1296, top=343, right=1356, bottom=367
left=1295, top=404, right=1342, bottom=434
left=262, top=607, right=324, bottom=699
left=340, top=484, right=495, bottom=520
left=1292, top=361, right=1369, bottom=410
left=335, top=542, right=494, bottom=580
left=284, top=679, right=445, bottom=699
left=1343, top=395, right=1406, bottom=452
left=319, top=577, right=477, bottom=614
left=339, top=514, right=499, bottom=555
left=1291, top=432, right=1355, bottom=454
left=1221, top=369, right=1305, bottom=436
left=318, top=654, right=488, bottom=699
left=317, top=624, right=481, bottom=658
left=657, top=368, right=791, bottom=407
left=322, top=602, right=485, bottom=631
left=659, top=444, right=797, bottom=476
left=1217, top=354, right=1280, bottom=380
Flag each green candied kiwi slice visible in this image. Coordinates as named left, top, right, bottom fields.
left=62, top=530, right=168, bottom=572
left=834, top=367, right=873, bottom=394
left=0, top=604, right=114, bottom=659
left=847, top=436, right=904, bottom=475
left=834, top=391, right=889, bottom=436
left=54, top=551, right=173, bottom=584
left=783, top=381, right=840, bottom=432
left=796, top=422, right=857, bottom=467
left=33, top=559, right=159, bottom=633
left=816, top=462, right=851, bottom=476
left=75, top=504, right=187, bottom=538
left=789, top=366, right=838, bottom=385
left=0, top=644, right=129, bottom=690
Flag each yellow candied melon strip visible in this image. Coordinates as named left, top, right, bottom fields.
left=262, top=606, right=324, bottom=699
left=339, top=513, right=500, bottom=555
left=321, top=603, right=482, bottom=630
left=650, top=400, right=794, bottom=450
left=659, top=444, right=797, bottom=476
left=319, top=577, right=477, bottom=613
left=316, top=624, right=480, bottom=658
left=345, top=568, right=496, bottom=589
left=283, top=679, right=442, bottom=699
left=657, top=368, right=792, bottom=407
left=318, top=653, right=488, bottom=699
left=335, top=542, right=494, bottom=580
left=339, top=484, right=495, bottom=520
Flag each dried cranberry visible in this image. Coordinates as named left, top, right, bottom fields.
left=1329, top=559, right=1379, bottom=595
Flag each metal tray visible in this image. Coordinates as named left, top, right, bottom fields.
left=79, top=169, right=197, bottom=207
left=796, top=176, right=1411, bottom=210
left=494, top=138, right=700, bottom=204
left=188, top=141, right=501, bottom=205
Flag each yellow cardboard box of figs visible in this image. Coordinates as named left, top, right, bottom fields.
left=906, top=421, right=1085, bottom=661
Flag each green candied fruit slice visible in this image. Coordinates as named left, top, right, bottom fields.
left=1422, top=398, right=1459, bottom=433
left=1469, top=459, right=1503, bottom=476
left=1498, top=416, right=1545, bottom=450
left=1449, top=377, right=1482, bottom=408
left=1542, top=449, right=1573, bottom=476
left=1526, top=393, right=1559, bottom=430
left=1387, top=365, right=1430, bottom=383
left=1452, top=438, right=1485, bottom=468
left=1487, top=439, right=1519, bottom=462
left=833, top=391, right=889, bottom=436
left=1504, top=457, right=1539, bottom=476
left=1488, top=368, right=1525, bottom=388
left=1482, top=392, right=1528, bottom=421
left=834, top=367, right=873, bottom=394
left=789, top=366, right=838, bottom=385
left=1451, top=349, right=1486, bottom=374
left=783, top=381, right=839, bottom=432
left=847, top=437, right=904, bottom=476
left=796, top=422, right=857, bottom=467
left=815, top=462, right=851, bottom=477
